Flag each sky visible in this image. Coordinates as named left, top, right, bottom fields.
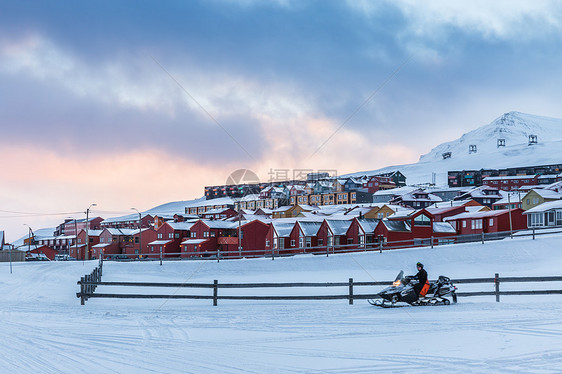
left=1, top=0, right=562, bottom=241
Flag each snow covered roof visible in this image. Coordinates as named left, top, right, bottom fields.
left=201, top=207, right=233, bottom=215
left=433, top=222, right=456, bottom=234
left=524, top=200, right=562, bottom=214
left=148, top=240, right=173, bottom=246
left=325, top=220, right=352, bottom=236
left=102, top=213, right=151, bottom=224
left=492, top=192, right=523, bottom=205
left=381, top=220, right=410, bottom=232
left=461, top=186, right=502, bottom=199
left=533, top=189, right=562, bottom=200
left=373, top=186, right=417, bottom=196
left=104, top=228, right=137, bottom=236
left=298, top=221, right=322, bottom=236
left=200, top=220, right=238, bottom=229
left=166, top=222, right=195, bottom=231
left=356, top=218, right=379, bottom=233
left=86, top=229, right=103, bottom=237
left=444, top=209, right=513, bottom=221
left=427, top=200, right=474, bottom=209
left=426, top=206, right=464, bottom=215
left=272, top=222, right=295, bottom=237
left=483, top=175, right=536, bottom=181
left=181, top=239, right=209, bottom=245
left=272, top=205, right=293, bottom=212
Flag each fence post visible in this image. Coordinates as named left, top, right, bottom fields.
left=481, top=232, right=485, bottom=244
left=272, top=247, right=274, bottom=261
left=348, top=278, right=354, bottom=305
left=213, top=280, right=218, bottom=306
left=326, top=245, right=329, bottom=257
left=80, top=276, right=85, bottom=305
left=431, top=236, right=434, bottom=248
left=379, top=241, right=383, bottom=253
left=217, top=248, right=220, bottom=263
left=532, top=228, right=535, bottom=240
left=159, top=246, right=163, bottom=266
left=93, top=268, right=97, bottom=293
left=495, top=273, right=500, bottom=302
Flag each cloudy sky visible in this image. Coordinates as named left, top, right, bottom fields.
left=1, top=0, right=562, bottom=241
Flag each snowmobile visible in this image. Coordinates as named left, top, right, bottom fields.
left=368, top=270, right=457, bottom=308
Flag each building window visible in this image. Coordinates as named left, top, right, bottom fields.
left=203, top=232, right=209, bottom=238
left=489, top=218, right=494, bottom=226
left=169, top=233, right=174, bottom=239
left=157, top=233, right=163, bottom=239
left=414, top=214, right=431, bottom=226
left=471, top=219, right=483, bottom=230
left=265, top=240, right=270, bottom=247
left=290, top=240, right=296, bottom=247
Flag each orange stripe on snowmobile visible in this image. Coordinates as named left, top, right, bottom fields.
left=420, top=280, right=430, bottom=297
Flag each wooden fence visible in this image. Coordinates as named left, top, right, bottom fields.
left=104, top=227, right=562, bottom=263
left=78, top=259, right=103, bottom=305
left=76, top=273, right=562, bottom=305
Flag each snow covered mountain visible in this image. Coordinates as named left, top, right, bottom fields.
left=420, top=111, right=562, bottom=162
left=347, top=112, right=562, bottom=186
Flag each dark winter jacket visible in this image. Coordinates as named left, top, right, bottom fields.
left=415, top=268, right=428, bottom=286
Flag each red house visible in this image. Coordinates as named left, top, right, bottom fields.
left=375, top=209, right=457, bottom=248
left=288, top=221, right=322, bottom=254
left=124, top=227, right=158, bottom=258
left=235, top=220, right=272, bottom=258
left=180, top=220, right=237, bottom=258
left=426, top=206, right=467, bottom=222
left=316, top=219, right=352, bottom=253
left=74, top=229, right=102, bottom=260
left=346, top=218, right=379, bottom=250
left=444, top=208, right=527, bottom=236
left=364, top=175, right=396, bottom=194
left=27, top=245, right=57, bottom=260
left=264, top=221, right=296, bottom=256
left=148, top=222, right=194, bottom=258
left=483, top=175, right=538, bottom=191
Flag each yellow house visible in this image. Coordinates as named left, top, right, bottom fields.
left=521, top=189, right=562, bottom=210
left=364, top=205, right=397, bottom=219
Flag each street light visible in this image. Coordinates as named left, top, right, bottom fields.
left=86, top=203, right=97, bottom=260
left=23, top=224, right=35, bottom=253
left=131, top=208, right=142, bottom=258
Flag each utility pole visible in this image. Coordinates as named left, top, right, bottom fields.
left=508, top=192, right=513, bottom=238
left=73, top=219, right=78, bottom=258
left=86, top=203, right=97, bottom=260
left=131, top=208, right=142, bottom=257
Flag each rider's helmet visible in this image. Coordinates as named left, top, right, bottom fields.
left=416, top=262, right=423, bottom=268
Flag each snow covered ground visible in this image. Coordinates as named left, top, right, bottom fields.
left=2, top=234, right=562, bottom=373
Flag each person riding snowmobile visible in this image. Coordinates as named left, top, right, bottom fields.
left=413, top=262, right=430, bottom=299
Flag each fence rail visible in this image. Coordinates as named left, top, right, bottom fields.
left=77, top=273, right=562, bottom=305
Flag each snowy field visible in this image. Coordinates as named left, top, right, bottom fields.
left=2, top=235, right=562, bottom=373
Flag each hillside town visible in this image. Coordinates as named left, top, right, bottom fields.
left=2, top=162, right=562, bottom=262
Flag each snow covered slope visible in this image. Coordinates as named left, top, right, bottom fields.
left=347, top=112, right=562, bottom=186
left=420, top=111, right=562, bottom=162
